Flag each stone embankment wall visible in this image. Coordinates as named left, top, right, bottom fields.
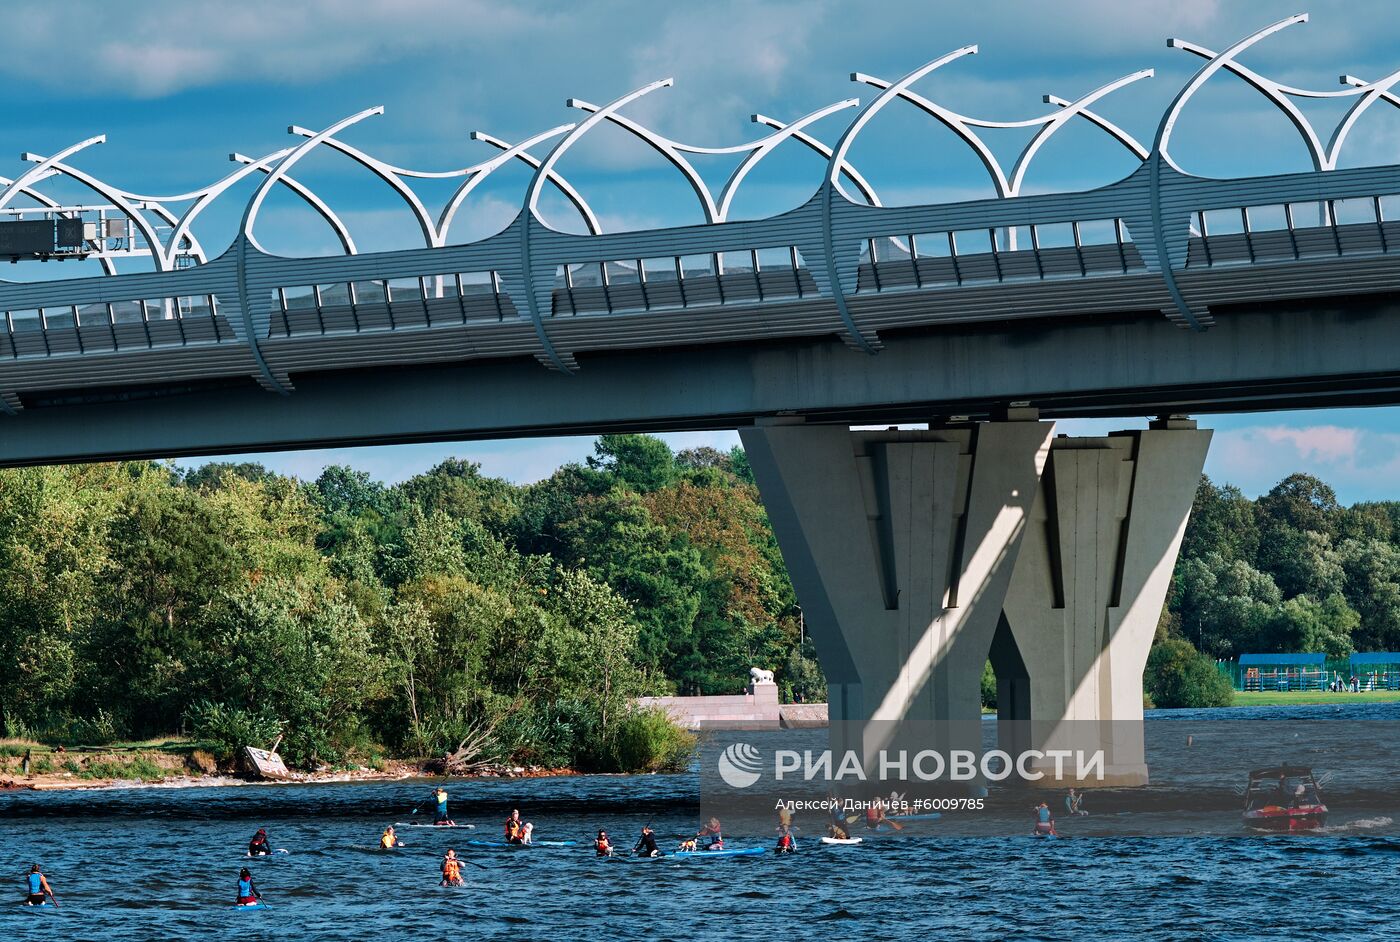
left=636, top=683, right=828, bottom=730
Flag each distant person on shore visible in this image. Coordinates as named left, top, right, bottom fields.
left=697, top=816, right=724, bottom=850
left=1065, top=788, right=1087, bottom=816
left=248, top=828, right=272, bottom=857
left=634, top=824, right=661, bottom=857
left=380, top=825, right=403, bottom=849
left=594, top=829, right=613, bottom=857
left=433, top=786, right=453, bottom=825
left=1032, top=801, right=1056, bottom=837
left=235, top=867, right=263, bottom=907
left=505, top=809, right=525, bottom=844
left=21, top=749, right=31, bottom=777
left=23, top=863, right=56, bottom=908
left=440, top=849, right=464, bottom=887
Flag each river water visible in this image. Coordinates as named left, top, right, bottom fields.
left=3, top=703, right=1399, bottom=941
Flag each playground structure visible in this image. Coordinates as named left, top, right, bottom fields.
left=1218, top=652, right=1400, bottom=691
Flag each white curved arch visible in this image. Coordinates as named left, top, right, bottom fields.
left=1007, top=70, right=1153, bottom=194
left=1173, top=39, right=1400, bottom=171
left=0, top=135, right=105, bottom=211
left=1156, top=14, right=1307, bottom=172
left=571, top=96, right=863, bottom=222
left=21, top=148, right=175, bottom=272
left=527, top=79, right=672, bottom=226
left=829, top=47, right=978, bottom=191
left=451, top=127, right=602, bottom=238
left=1042, top=94, right=1150, bottom=160
left=241, top=106, right=383, bottom=252
left=751, top=113, right=883, bottom=205
left=288, top=127, right=435, bottom=247
left=231, top=152, right=358, bottom=254
left=716, top=99, right=860, bottom=221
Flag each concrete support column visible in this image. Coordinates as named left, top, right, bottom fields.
left=998, top=419, right=1211, bottom=786
left=741, top=420, right=1053, bottom=775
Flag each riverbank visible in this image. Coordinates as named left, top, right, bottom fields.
left=0, top=738, right=578, bottom=790
left=1231, top=690, right=1400, bottom=706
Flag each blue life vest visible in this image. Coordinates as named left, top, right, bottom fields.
left=1037, top=807, right=1052, bottom=824
left=238, top=877, right=253, bottom=898
left=28, top=873, right=42, bottom=895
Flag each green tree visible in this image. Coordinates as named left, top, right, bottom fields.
left=1145, top=638, right=1235, bottom=709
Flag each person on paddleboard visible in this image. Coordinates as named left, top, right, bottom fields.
left=1033, top=801, right=1057, bottom=837
left=433, top=787, right=453, bottom=825
left=1065, top=788, right=1087, bottom=816
left=248, top=828, right=272, bottom=856
left=24, top=863, right=57, bottom=908
left=775, top=824, right=797, bottom=854
left=633, top=824, right=661, bottom=857
left=594, top=829, right=613, bottom=857
left=235, top=867, right=263, bottom=906
left=440, top=849, right=464, bottom=887
left=865, top=800, right=890, bottom=829
left=504, top=809, right=525, bottom=844
left=697, top=816, right=724, bottom=850
left=380, top=826, right=403, bottom=849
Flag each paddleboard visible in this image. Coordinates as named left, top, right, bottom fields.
left=464, top=839, right=579, bottom=848
left=889, top=812, right=943, bottom=822
left=19, top=901, right=56, bottom=911
left=1031, top=831, right=1059, bottom=840
left=671, top=846, right=766, bottom=859
left=820, top=837, right=864, bottom=845
left=231, top=901, right=268, bottom=910
left=396, top=822, right=475, bottom=829
left=245, top=849, right=289, bottom=859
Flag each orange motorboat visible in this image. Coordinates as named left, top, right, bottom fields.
left=1242, top=765, right=1328, bottom=831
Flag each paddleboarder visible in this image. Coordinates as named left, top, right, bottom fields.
left=248, top=828, right=272, bottom=857
left=235, top=867, right=263, bottom=907
left=593, top=829, right=613, bottom=857
left=433, top=786, right=454, bottom=825
left=633, top=824, right=661, bottom=858
left=23, top=863, right=56, bottom=908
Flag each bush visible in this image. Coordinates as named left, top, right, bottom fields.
left=1146, top=638, right=1235, bottom=709
left=184, top=701, right=282, bottom=762
left=605, top=707, right=696, bottom=773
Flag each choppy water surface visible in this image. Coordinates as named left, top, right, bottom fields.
left=3, top=703, right=1399, bottom=941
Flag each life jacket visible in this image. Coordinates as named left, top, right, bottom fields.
left=28, top=873, right=42, bottom=895
left=777, top=832, right=793, bottom=849
left=866, top=806, right=881, bottom=823
left=381, top=833, right=396, bottom=848
left=436, top=791, right=448, bottom=808
left=594, top=838, right=610, bottom=854
left=443, top=858, right=461, bottom=881
left=505, top=818, right=521, bottom=839
left=1037, top=806, right=1052, bottom=824
left=238, top=877, right=253, bottom=898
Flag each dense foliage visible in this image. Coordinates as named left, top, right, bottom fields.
left=0, top=437, right=815, bottom=769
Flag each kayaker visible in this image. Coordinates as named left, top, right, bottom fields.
left=775, top=824, right=797, bottom=854
left=24, top=863, right=56, bottom=908
left=1032, top=801, right=1057, bottom=837
left=864, top=801, right=889, bottom=830
left=594, top=829, right=613, bottom=857
left=634, top=824, right=661, bottom=858
left=248, top=828, right=272, bottom=857
left=504, top=809, right=524, bottom=844
left=440, top=849, right=464, bottom=887
left=380, top=825, right=403, bottom=849
left=433, top=787, right=453, bottom=825
left=235, top=867, right=263, bottom=906
left=1065, top=788, right=1087, bottom=816
left=697, top=816, right=724, bottom=850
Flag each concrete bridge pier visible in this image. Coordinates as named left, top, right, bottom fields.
left=740, top=419, right=1053, bottom=784
left=994, top=419, right=1211, bottom=787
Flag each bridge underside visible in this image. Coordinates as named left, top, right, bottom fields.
left=0, top=291, right=1396, bottom=466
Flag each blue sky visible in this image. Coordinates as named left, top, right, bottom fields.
left=8, top=1, right=1400, bottom=501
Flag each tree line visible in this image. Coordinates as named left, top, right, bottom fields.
left=2, top=432, right=1387, bottom=761
left=0, top=436, right=819, bottom=770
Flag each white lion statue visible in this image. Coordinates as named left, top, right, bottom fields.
left=750, top=667, right=776, bottom=685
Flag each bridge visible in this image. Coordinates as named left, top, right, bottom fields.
left=2, top=14, right=1397, bottom=785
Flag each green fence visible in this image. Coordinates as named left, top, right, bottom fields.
left=1215, top=657, right=1400, bottom=691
